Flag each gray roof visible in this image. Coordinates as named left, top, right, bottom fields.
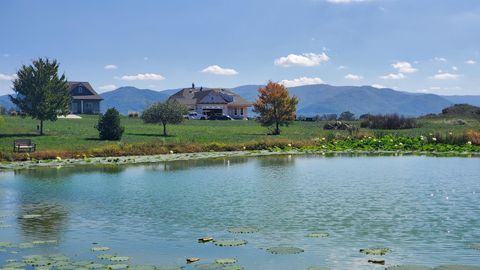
left=68, top=81, right=103, bottom=100
left=168, top=87, right=251, bottom=107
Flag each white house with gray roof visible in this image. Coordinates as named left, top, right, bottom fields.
left=168, top=84, right=251, bottom=119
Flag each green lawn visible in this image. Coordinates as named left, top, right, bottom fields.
left=0, top=115, right=479, bottom=157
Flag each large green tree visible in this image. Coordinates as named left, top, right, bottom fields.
left=10, top=58, right=70, bottom=135
left=142, top=101, right=188, bottom=136
left=253, top=81, right=298, bottom=135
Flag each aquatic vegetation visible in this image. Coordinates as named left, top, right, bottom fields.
left=128, top=265, right=156, bottom=270
left=109, top=256, right=130, bottom=262
left=106, top=264, right=129, bottom=270
left=359, top=247, right=391, bottom=255
left=32, top=240, right=58, bottom=245
left=17, top=243, right=34, bottom=249
left=213, top=240, right=247, bottom=247
left=266, top=246, right=304, bottom=254
left=368, top=259, right=385, bottom=265
left=0, top=241, right=12, bottom=247
left=198, top=236, right=214, bottom=243
left=222, top=266, right=244, bottom=270
left=305, top=232, right=329, bottom=238
left=227, top=227, right=258, bottom=234
left=214, top=258, right=237, bottom=264
left=470, top=243, right=480, bottom=250
left=91, top=246, right=111, bottom=251
left=386, top=266, right=432, bottom=270
left=86, top=263, right=105, bottom=269
left=97, top=254, right=115, bottom=260
left=186, top=258, right=200, bottom=263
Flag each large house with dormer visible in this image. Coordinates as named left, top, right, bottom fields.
left=168, top=84, right=252, bottom=119
left=68, top=82, right=103, bottom=114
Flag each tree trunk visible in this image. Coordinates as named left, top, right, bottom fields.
left=163, top=123, right=167, bottom=136
left=40, top=120, right=44, bottom=136
left=275, top=121, right=280, bottom=135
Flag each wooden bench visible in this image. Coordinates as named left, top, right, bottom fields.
left=13, top=139, right=36, bottom=152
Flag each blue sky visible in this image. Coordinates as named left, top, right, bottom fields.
left=1, top=0, right=479, bottom=95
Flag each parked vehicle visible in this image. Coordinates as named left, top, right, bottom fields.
left=208, top=114, right=233, bottom=120
left=184, top=112, right=207, bottom=120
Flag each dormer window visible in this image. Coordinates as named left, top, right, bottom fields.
left=78, top=86, right=83, bottom=94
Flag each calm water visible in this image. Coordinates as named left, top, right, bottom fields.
left=1, top=155, right=480, bottom=270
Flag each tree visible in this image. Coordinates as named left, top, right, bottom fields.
left=10, top=58, right=70, bottom=135
left=142, top=101, right=188, bottom=136
left=338, top=111, right=355, bottom=121
left=95, top=108, right=124, bottom=140
left=253, top=81, right=298, bottom=135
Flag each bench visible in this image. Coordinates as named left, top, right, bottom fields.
left=13, top=139, right=36, bottom=152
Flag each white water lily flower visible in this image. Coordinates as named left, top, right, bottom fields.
left=432, top=137, right=437, bottom=141
left=287, top=143, right=292, bottom=147
left=467, top=141, right=472, bottom=145
left=169, top=150, right=174, bottom=154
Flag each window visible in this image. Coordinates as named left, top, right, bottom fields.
left=78, top=86, right=83, bottom=94
left=234, top=108, right=238, bottom=115
left=240, top=108, right=244, bottom=115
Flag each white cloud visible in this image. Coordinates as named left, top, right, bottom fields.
left=274, top=52, right=329, bottom=67
left=143, top=57, right=149, bottom=61
left=430, top=72, right=461, bottom=80
left=380, top=73, right=405, bottom=80
left=201, top=65, right=239, bottom=76
left=0, top=73, right=17, bottom=81
left=326, top=0, right=369, bottom=3
left=104, top=64, right=118, bottom=70
left=116, top=73, right=165, bottom=81
left=2, top=54, right=9, bottom=58
left=99, top=84, right=117, bottom=91
left=434, top=57, right=447, bottom=62
left=345, top=74, right=363, bottom=80
left=392, top=61, right=417, bottom=73
left=337, top=65, right=347, bottom=70
left=371, top=84, right=385, bottom=89
left=280, top=77, right=324, bottom=87
left=452, top=66, right=458, bottom=71
left=465, top=59, right=476, bottom=65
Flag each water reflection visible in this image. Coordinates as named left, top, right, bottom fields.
left=18, top=203, right=68, bottom=241
left=13, top=165, right=127, bottom=179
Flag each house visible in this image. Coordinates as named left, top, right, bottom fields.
left=68, top=82, right=103, bottom=114
left=168, top=84, right=252, bottom=119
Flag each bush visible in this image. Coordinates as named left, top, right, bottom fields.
left=338, top=111, right=355, bottom=121
left=9, top=109, right=18, bottom=116
left=361, top=114, right=418, bottom=130
left=466, top=130, right=480, bottom=145
left=95, top=108, right=124, bottom=140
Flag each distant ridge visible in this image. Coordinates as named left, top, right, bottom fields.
left=1, top=84, right=478, bottom=116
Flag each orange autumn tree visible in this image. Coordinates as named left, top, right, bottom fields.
left=253, top=81, right=298, bottom=135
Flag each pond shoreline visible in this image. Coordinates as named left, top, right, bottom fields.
left=1, top=149, right=479, bottom=171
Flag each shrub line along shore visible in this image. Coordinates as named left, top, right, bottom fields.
left=1, top=148, right=479, bottom=171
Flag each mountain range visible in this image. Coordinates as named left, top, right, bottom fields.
left=1, top=84, right=479, bottom=116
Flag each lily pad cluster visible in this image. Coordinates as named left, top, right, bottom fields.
left=305, top=232, right=329, bottom=238
left=266, top=246, right=304, bottom=255
left=213, top=240, right=247, bottom=247
left=227, top=227, right=258, bottom=234
left=359, top=247, right=391, bottom=255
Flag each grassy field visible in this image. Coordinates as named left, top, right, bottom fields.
left=0, top=115, right=479, bottom=160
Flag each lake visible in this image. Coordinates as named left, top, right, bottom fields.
left=1, top=155, right=480, bottom=270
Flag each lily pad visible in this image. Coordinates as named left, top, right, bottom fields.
left=4, top=262, right=27, bottom=268
left=227, top=227, right=258, bottom=234
left=386, top=266, right=432, bottom=270
left=109, top=257, right=130, bottom=262
left=32, top=240, right=57, bottom=245
left=128, top=266, right=155, bottom=270
left=213, top=240, right=247, bottom=247
left=470, top=243, right=480, bottom=250
left=0, top=241, right=12, bottom=247
left=359, top=247, right=391, bottom=255
left=155, top=267, right=183, bottom=270
left=266, top=246, right=304, bottom=254
left=306, top=232, right=329, bottom=238
left=91, top=246, right=110, bottom=252
left=86, top=263, right=105, bottom=269
left=214, top=259, right=237, bottom=264
left=74, top=261, right=94, bottom=267
left=433, top=266, right=480, bottom=270
left=21, top=214, right=42, bottom=219
left=97, top=254, right=115, bottom=260
left=106, top=264, right=129, bottom=270
left=18, top=242, right=34, bottom=249
left=23, top=255, right=45, bottom=263
left=222, top=266, right=243, bottom=270
left=36, top=267, right=51, bottom=270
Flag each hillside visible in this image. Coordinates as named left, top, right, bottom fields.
left=232, top=84, right=453, bottom=116
left=100, top=86, right=170, bottom=114
left=442, top=95, right=480, bottom=107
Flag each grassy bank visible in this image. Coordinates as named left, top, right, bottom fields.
left=0, top=115, right=479, bottom=161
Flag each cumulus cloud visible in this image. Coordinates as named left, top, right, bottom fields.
left=371, top=84, right=386, bottom=89
left=201, top=65, right=239, bottom=76
left=337, top=65, right=347, bottom=70
left=99, top=84, right=117, bottom=91
left=280, top=77, right=324, bottom=87
left=326, top=0, right=369, bottom=3
left=345, top=74, right=363, bottom=80
left=104, top=64, right=118, bottom=70
left=0, top=73, right=17, bottom=81
left=380, top=73, right=405, bottom=80
left=392, top=61, right=417, bottom=73
left=465, top=60, right=476, bottom=65
left=430, top=72, right=461, bottom=80
left=274, top=52, right=329, bottom=67
left=434, top=57, right=447, bottom=62
left=116, top=73, right=165, bottom=81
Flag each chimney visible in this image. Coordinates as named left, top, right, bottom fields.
left=192, top=83, right=195, bottom=89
